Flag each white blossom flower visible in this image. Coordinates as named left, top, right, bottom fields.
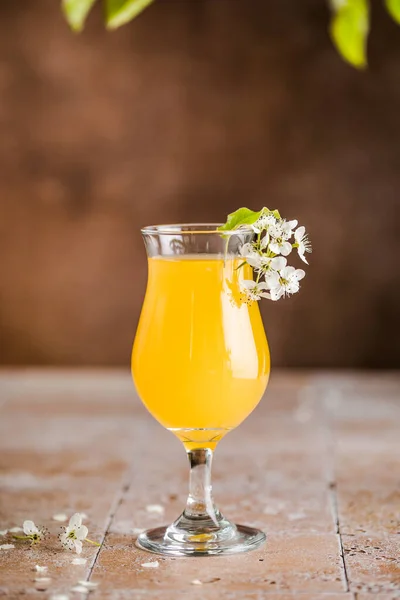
left=256, top=255, right=288, bottom=274
left=240, top=239, right=287, bottom=273
left=240, top=279, right=271, bottom=302
left=252, top=213, right=277, bottom=234
left=265, top=266, right=305, bottom=301
left=268, top=219, right=298, bottom=256
left=59, top=514, right=88, bottom=554
left=294, top=226, right=312, bottom=264
left=22, top=520, right=48, bottom=545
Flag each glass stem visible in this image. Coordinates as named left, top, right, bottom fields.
left=184, top=447, right=220, bottom=526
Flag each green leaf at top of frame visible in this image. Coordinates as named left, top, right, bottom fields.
left=385, top=0, right=400, bottom=24
left=105, top=0, right=155, bottom=30
left=62, top=0, right=97, bottom=32
left=330, top=0, right=370, bottom=69
left=217, top=207, right=281, bottom=232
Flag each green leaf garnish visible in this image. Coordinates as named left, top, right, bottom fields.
left=330, top=0, right=369, bottom=69
left=105, top=0, right=154, bottom=29
left=385, top=0, right=400, bottom=24
left=62, top=0, right=97, bottom=32
left=218, top=208, right=264, bottom=232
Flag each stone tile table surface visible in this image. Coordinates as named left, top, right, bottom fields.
left=0, top=370, right=399, bottom=600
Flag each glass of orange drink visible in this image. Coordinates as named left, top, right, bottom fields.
left=132, top=224, right=270, bottom=556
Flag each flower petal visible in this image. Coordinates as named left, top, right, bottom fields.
left=71, top=585, right=90, bottom=593
left=69, top=513, right=83, bottom=529
left=286, top=281, right=300, bottom=294
left=260, top=232, right=270, bottom=249
left=0, top=544, right=15, bottom=550
left=241, top=279, right=257, bottom=290
left=52, top=513, right=68, bottom=522
left=72, top=557, right=87, bottom=565
left=74, top=539, right=83, bottom=554
left=145, top=504, right=164, bottom=514
left=246, top=255, right=262, bottom=268
left=280, top=266, right=295, bottom=278
left=268, top=241, right=281, bottom=255
left=23, top=520, right=38, bottom=535
left=280, top=242, right=293, bottom=256
left=141, top=561, right=159, bottom=568
left=271, top=256, right=287, bottom=271
left=75, top=525, right=88, bottom=541
left=78, top=581, right=98, bottom=589
left=295, top=226, right=305, bottom=241
left=60, top=533, right=75, bottom=551
left=298, top=248, right=309, bottom=265
left=295, top=269, right=306, bottom=281
left=265, top=272, right=280, bottom=288
left=270, top=287, right=284, bottom=301
left=35, top=565, right=48, bottom=573
left=240, top=243, right=254, bottom=257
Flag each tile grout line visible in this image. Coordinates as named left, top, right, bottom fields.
left=330, top=482, right=350, bottom=593
left=86, top=470, right=132, bottom=580
left=317, top=381, right=350, bottom=594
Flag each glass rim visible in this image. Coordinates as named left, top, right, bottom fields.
left=141, top=223, right=254, bottom=235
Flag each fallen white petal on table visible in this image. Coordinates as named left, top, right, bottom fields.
left=288, top=512, right=306, bottom=520
left=35, top=565, right=48, bottom=573
left=145, top=504, right=164, bottom=514
left=71, top=585, right=90, bottom=594
left=131, top=528, right=145, bottom=535
left=72, top=557, right=87, bottom=565
left=141, top=561, right=159, bottom=568
left=0, top=544, right=15, bottom=550
left=77, top=581, right=98, bottom=589
left=53, top=513, right=68, bottom=522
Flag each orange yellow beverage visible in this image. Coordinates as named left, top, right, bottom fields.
left=132, top=255, right=269, bottom=447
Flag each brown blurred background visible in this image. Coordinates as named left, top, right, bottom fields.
left=0, top=0, right=399, bottom=369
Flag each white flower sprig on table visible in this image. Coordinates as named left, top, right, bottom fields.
left=12, top=520, right=49, bottom=545
left=218, top=207, right=312, bottom=302
left=59, top=513, right=100, bottom=554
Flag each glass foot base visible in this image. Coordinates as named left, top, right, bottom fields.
left=136, top=523, right=266, bottom=556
